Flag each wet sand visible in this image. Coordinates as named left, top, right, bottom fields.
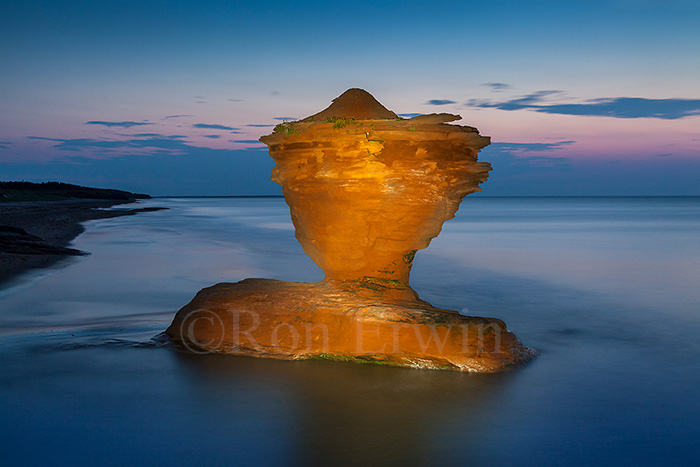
left=0, top=200, right=165, bottom=284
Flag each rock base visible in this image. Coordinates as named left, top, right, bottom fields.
left=166, top=278, right=536, bottom=372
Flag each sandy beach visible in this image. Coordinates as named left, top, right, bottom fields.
left=0, top=199, right=165, bottom=284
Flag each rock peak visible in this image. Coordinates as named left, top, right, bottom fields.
left=302, top=88, right=398, bottom=121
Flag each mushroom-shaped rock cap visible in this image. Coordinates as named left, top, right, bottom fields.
left=260, top=87, right=491, bottom=284
left=301, top=88, right=399, bottom=122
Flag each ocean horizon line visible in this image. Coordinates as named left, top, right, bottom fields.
left=151, top=194, right=700, bottom=199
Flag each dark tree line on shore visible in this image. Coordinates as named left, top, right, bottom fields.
left=0, top=181, right=150, bottom=202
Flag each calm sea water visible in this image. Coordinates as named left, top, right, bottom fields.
left=1, top=197, right=699, bottom=466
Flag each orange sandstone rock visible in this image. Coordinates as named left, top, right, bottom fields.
left=166, top=279, right=535, bottom=372
left=260, top=89, right=491, bottom=283
left=167, top=89, right=535, bottom=372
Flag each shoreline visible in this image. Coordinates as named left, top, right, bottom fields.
left=0, top=199, right=166, bottom=286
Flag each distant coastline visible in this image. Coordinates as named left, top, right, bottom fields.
left=1, top=181, right=151, bottom=203
left=154, top=195, right=284, bottom=198
left=0, top=182, right=165, bottom=286
left=152, top=194, right=700, bottom=199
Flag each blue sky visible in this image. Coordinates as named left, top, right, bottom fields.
left=1, top=0, right=699, bottom=195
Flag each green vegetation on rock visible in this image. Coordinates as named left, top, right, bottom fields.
left=325, top=117, right=356, bottom=129
left=307, top=353, right=397, bottom=366
left=360, top=276, right=408, bottom=289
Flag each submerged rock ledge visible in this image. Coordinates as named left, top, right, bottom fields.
left=166, top=279, right=536, bottom=372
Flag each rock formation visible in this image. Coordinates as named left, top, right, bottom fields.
left=167, top=89, right=535, bottom=371
left=262, top=89, right=491, bottom=283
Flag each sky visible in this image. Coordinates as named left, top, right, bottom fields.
left=1, top=0, right=699, bottom=196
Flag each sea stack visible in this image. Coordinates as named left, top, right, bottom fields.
left=166, top=89, right=535, bottom=371
left=261, top=88, right=492, bottom=283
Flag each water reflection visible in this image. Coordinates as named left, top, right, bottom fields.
left=175, top=351, right=516, bottom=466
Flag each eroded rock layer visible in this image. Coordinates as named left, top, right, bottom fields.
left=260, top=89, right=491, bottom=283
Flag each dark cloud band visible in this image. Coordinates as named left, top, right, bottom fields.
left=425, top=99, right=456, bottom=106
left=193, top=123, right=237, bottom=130
left=85, top=121, right=152, bottom=128
left=469, top=93, right=700, bottom=120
